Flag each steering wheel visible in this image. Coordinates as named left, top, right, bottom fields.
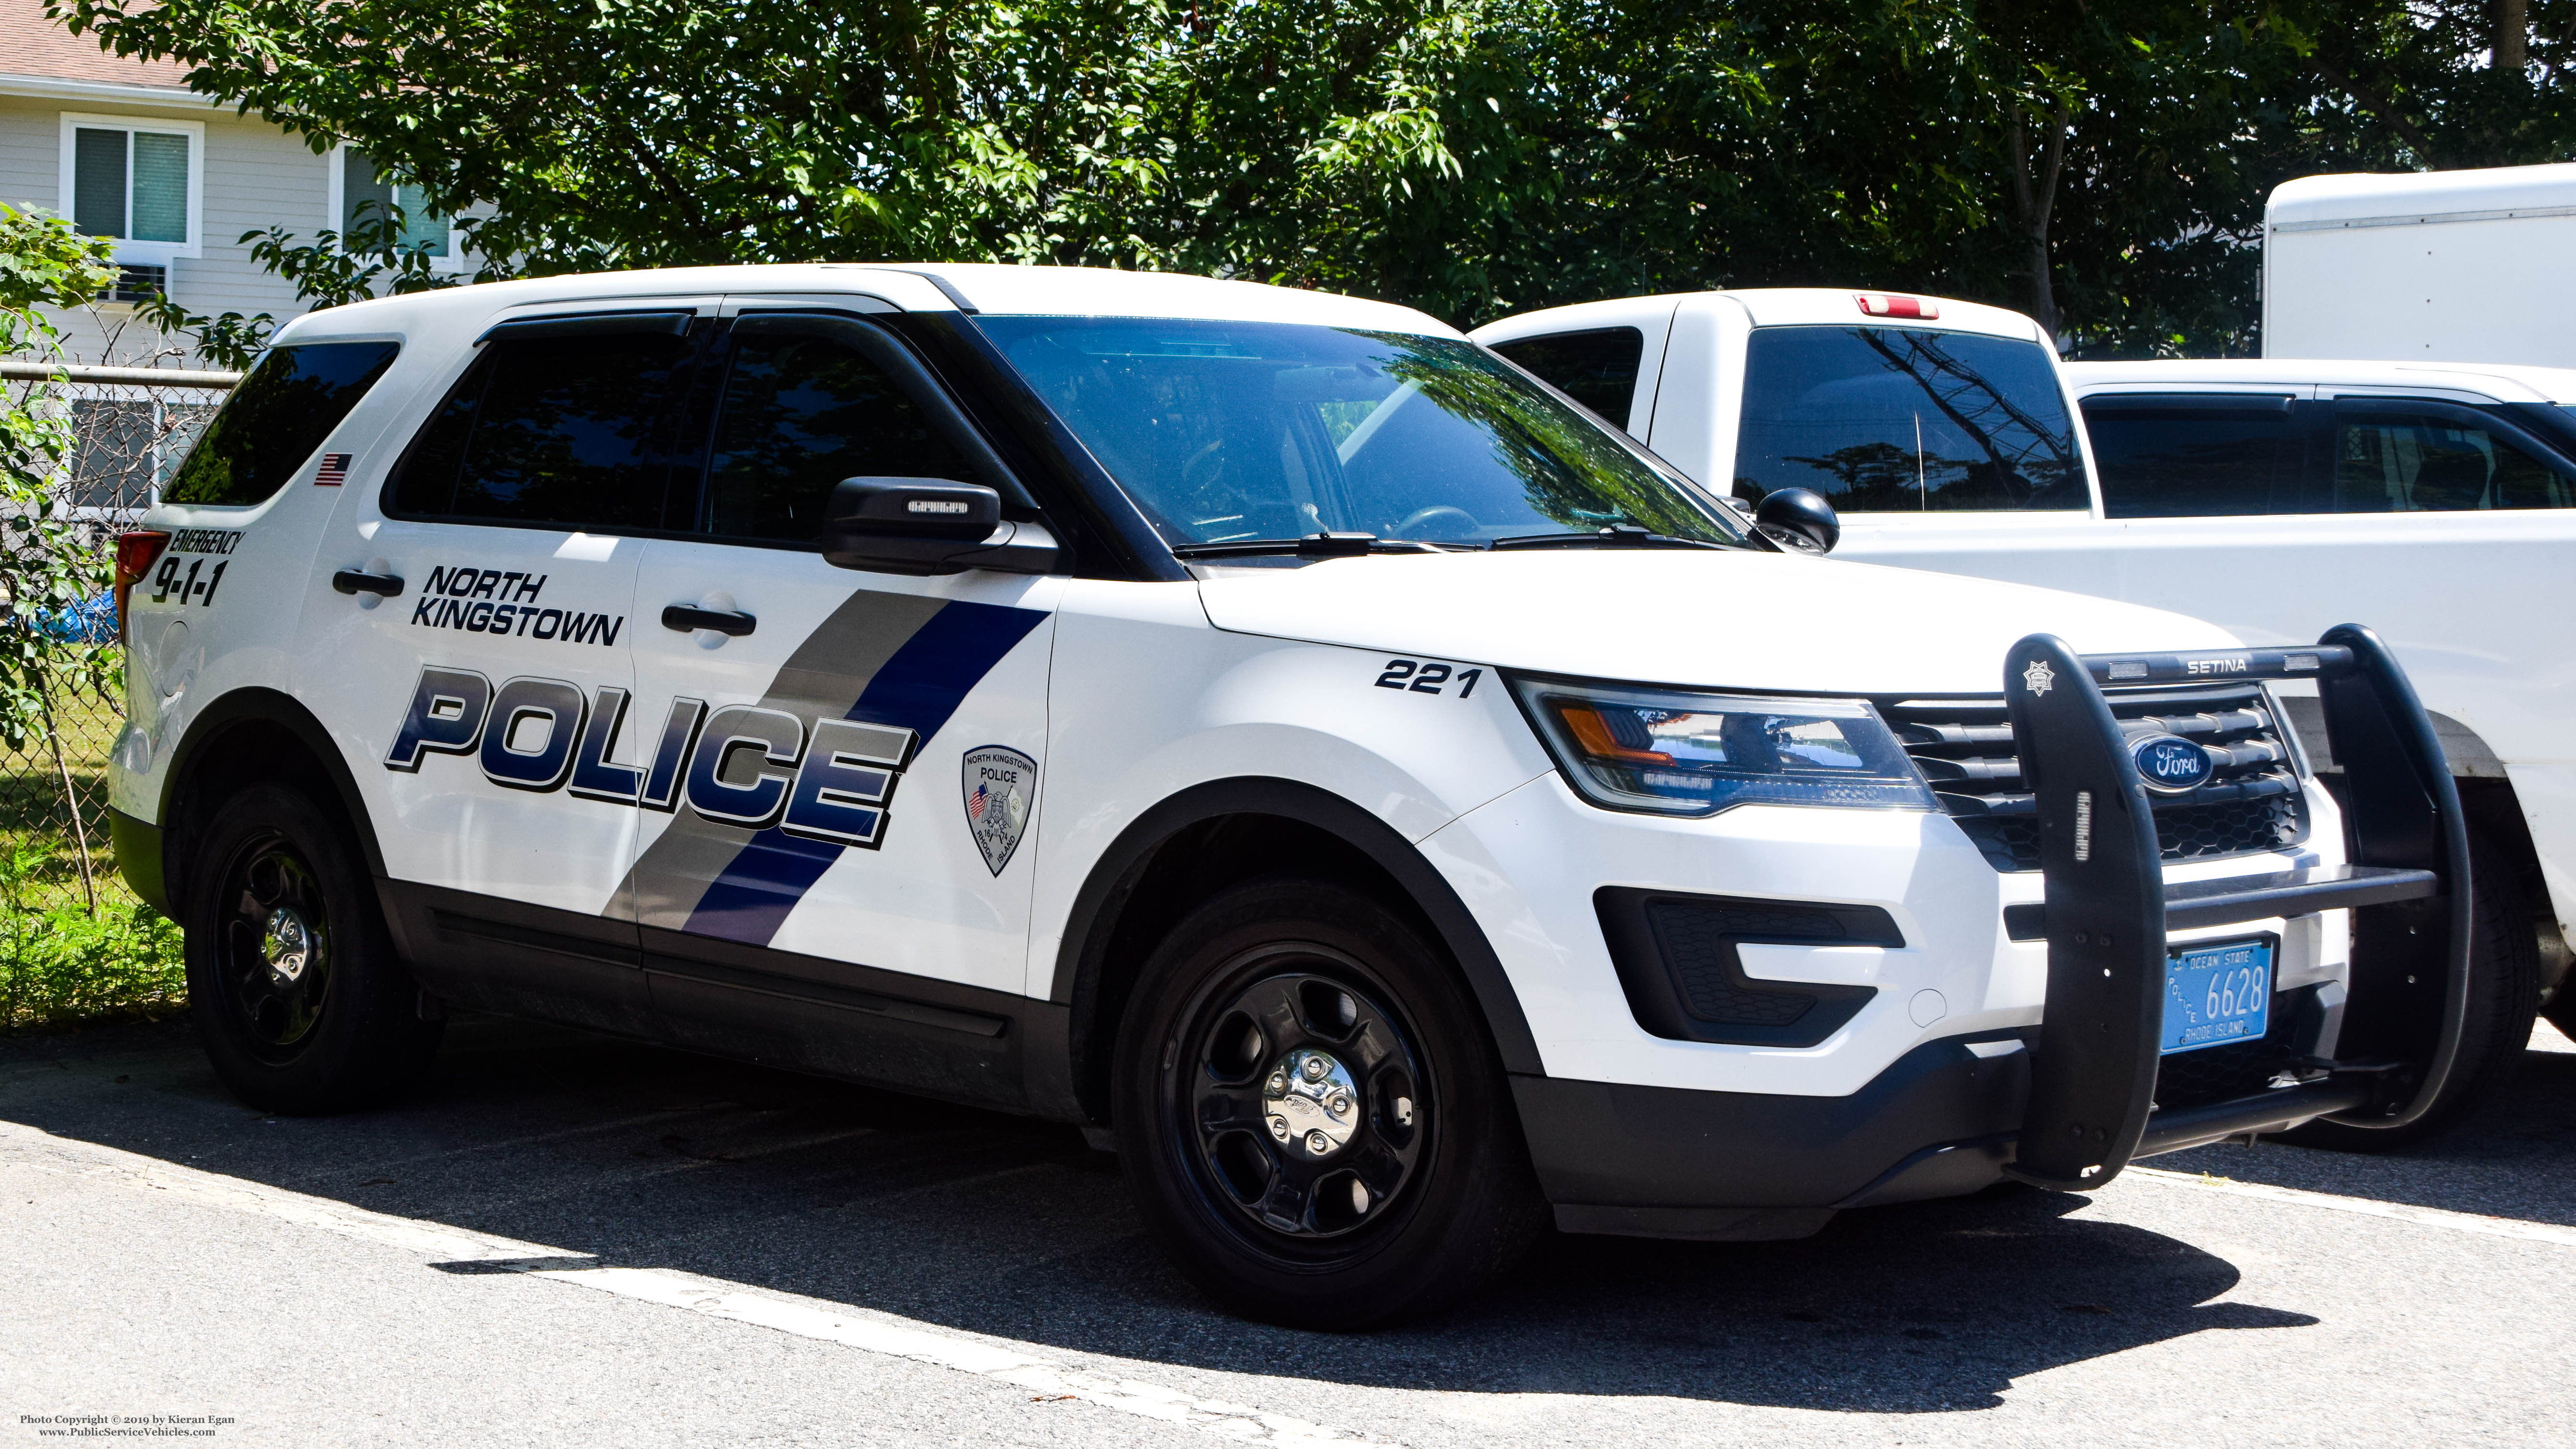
left=1394, top=504, right=1481, bottom=541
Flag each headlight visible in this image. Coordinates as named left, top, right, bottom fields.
left=1509, top=675, right=1936, bottom=817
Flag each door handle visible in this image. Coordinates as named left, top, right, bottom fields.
left=662, top=604, right=756, bottom=637
left=332, top=569, right=403, bottom=598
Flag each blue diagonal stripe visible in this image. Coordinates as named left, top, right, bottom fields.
left=682, top=600, right=1048, bottom=946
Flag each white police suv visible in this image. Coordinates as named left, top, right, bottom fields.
left=107, top=265, right=2476, bottom=1327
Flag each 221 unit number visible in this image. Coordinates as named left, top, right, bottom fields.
left=1375, top=659, right=1482, bottom=697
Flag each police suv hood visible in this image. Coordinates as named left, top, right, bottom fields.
left=1194, top=550, right=2237, bottom=695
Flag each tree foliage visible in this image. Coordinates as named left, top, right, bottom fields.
left=47, top=1, right=2576, bottom=357
left=53, top=1, right=1480, bottom=282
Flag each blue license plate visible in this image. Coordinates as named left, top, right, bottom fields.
left=2161, top=938, right=2273, bottom=1056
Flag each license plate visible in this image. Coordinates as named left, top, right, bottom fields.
left=2161, top=938, right=2273, bottom=1056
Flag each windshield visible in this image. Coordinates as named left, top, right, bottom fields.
left=1731, top=326, right=2085, bottom=512
left=974, top=316, right=1744, bottom=549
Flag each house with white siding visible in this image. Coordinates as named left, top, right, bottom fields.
left=1, top=3, right=461, bottom=367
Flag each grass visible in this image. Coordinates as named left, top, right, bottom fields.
left=0, top=850, right=186, bottom=1031
left=2, top=689, right=188, bottom=1032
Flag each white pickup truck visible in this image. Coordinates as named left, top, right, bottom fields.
left=1474, top=294, right=2568, bottom=1143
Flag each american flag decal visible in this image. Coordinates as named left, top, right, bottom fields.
left=315, top=453, right=352, bottom=486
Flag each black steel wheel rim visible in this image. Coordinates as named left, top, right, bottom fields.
left=1166, top=945, right=1431, bottom=1257
left=212, top=830, right=333, bottom=1059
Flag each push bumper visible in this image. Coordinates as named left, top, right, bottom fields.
left=2003, top=624, right=2469, bottom=1188
left=1524, top=624, right=2469, bottom=1235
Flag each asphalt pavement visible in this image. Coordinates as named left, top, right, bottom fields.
left=4, top=1011, right=2571, bottom=1448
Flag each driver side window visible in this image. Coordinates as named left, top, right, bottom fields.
left=696, top=329, right=978, bottom=542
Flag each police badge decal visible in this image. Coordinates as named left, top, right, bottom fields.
left=960, top=746, right=1038, bottom=876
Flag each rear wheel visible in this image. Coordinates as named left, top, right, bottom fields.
left=1113, top=877, right=1542, bottom=1329
left=183, top=784, right=442, bottom=1114
left=2285, top=830, right=2539, bottom=1152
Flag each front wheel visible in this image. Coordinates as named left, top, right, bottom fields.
left=1113, top=877, right=1542, bottom=1329
left=183, top=783, right=443, bottom=1114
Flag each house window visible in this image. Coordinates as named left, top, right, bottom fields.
left=332, top=148, right=460, bottom=268
left=59, top=114, right=203, bottom=262
left=62, top=389, right=223, bottom=518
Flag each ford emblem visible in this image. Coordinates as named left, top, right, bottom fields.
left=2130, top=733, right=2214, bottom=795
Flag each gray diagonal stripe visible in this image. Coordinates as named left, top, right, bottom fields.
left=614, top=588, right=948, bottom=930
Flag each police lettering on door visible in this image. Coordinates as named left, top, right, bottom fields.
left=385, top=667, right=916, bottom=849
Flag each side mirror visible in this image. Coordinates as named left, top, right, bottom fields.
left=817, top=476, right=1059, bottom=576
left=1755, top=487, right=1840, bottom=555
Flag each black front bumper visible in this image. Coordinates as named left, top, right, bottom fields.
left=1515, top=1034, right=2029, bottom=1240
left=1518, top=984, right=2371, bottom=1241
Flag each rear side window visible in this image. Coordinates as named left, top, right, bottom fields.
left=2082, top=396, right=2293, bottom=518
left=1731, top=326, right=2084, bottom=511
left=697, top=329, right=977, bottom=541
left=161, top=341, right=399, bottom=506
left=1489, top=328, right=1646, bottom=429
left=389, top=329, right=693, bottom=528
left=2330, top=409, right=2576, bottom=512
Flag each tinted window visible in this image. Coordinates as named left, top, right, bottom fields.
left=390, top=331, right=691, bottom=528
left=1732, top=326, right=2084, bottom=511
left=2332, top=410, right=2576, bottom=512
left=979, top=316, right=1739, bottom=548
left=162, top=342, right=398, bottom=506
left=1489, top=327, right=1646, bottom=428
left=2082, top=399, right=2290, bottom=518
left=698, top=330, right=977, bottom=541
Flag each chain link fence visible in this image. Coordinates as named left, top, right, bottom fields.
left=3, top=360, right=233, bottom=917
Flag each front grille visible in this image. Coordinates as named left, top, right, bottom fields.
left=1879, top=684, right=2307, bottom=872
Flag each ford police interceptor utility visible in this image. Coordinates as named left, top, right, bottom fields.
left=107, top=265, right=2476, bottom=1328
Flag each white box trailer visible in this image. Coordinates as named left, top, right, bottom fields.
left=2266, top=162, right=2576, bottom=367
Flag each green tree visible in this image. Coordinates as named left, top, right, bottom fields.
left=45, top=1, right=2576, bottom=360
left=53, top=0, right=1484, bottom=293
left=1429, top=2, right=2576, bottom=353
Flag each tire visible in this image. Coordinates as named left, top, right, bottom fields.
left=2284, top=831, right=2541, bottom=1152
left=1112, top=876, right=1544, bottom=1329
left=182, top=783, right=443, bottom=1114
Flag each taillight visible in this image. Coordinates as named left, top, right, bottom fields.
left=1855, top=292, right=1940, bottom=320
left=113, top=530, right=171, bottom=648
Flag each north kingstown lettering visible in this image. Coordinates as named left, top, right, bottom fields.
left=408, top=591, right=622, bottom=646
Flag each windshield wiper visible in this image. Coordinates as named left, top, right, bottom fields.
left=1488, top=525, right=1731, bottom=551
left=1171, top=532, right=1447, bottom=561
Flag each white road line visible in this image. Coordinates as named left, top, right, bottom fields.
left=2127, top=1166, right=2576, bottom=1247
left=0, top=1121, right=1392, bottom=1447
